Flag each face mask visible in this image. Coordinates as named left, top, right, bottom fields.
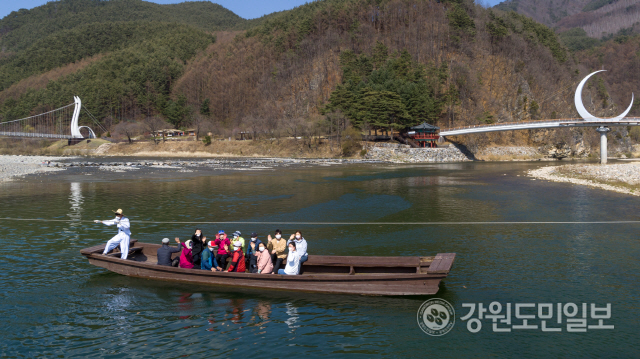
left=295, top=235, right=301, bottom=239
left=259, top=247, right=265, bottom=252
left=289, top=247, right=295, bottom=252
left=251, top=238, right=257, bottom=242
left=195, top=234, right=201, bottom=237
left=275, top=234, right=281, bottom=239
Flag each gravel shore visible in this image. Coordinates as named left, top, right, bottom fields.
left=528, top=163, right=640, bottom=196
left=0, top=155, right=70, bottom=181
left=0, top=156, right=385, bottom=182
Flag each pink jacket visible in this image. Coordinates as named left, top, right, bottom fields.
left=179, top=243, right=194, bottom=269
left=256, top=250, right=273, bottom=274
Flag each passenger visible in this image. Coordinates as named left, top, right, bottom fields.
left=287, top=230, right=308, bottom=273
left=191, top=229, right=205, bottom=267
left=232, top=231, right=246, bottom=253
left=278, top=241, right=301, bottom=275
left=178, top=239, right=195, bottom=269
left=201, top=239, right=221, bottom=271
left=227, top=240, right=246, bottom=272
left=157, top=237, right=182, bottom=266
left=245, top=232, right=262, bottom=272
left=254, top=241, right=273, bottom=274
left=214, top=230, right=231, bottom=270
left=267, top=229, right=287, bottom=274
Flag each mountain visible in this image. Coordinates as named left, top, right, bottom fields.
left=496, top=0, right=640, bottom=39
left=0, top=0, right=637, bottom=153
left=0, top=0, right=244, bottom=51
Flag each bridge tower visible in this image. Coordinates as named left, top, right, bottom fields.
left=595, top=127, right=610, bottom=164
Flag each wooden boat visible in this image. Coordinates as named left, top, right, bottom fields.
left=80, top=239, right=456, bottom=296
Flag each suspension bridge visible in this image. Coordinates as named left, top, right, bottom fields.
left=0, top=96, right=102, bottom=140
left=439, top=70, right=637, bottom=164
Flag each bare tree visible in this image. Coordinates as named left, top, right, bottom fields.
left=244, top=116, right=264, bottom=140
left=142, top=117, right=170, bottom=145
left=190, top=114, right=214, bottom=141
left=113, top=121, right=142, bottom=143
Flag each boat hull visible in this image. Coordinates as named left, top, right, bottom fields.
left=82, top=241, right=455, bottom=296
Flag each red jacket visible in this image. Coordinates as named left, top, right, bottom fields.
left=215, top=237, right=231, bottom=255
left=227, top=248, right=246, bottom=272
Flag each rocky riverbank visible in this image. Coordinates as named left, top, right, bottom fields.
left=528, top=163, right=640, bottom=196
left=365, top=144, right=472, bottom=162
left=0, top=155, right=69, bottom=181
left=0, top=156, right=386, bottom=181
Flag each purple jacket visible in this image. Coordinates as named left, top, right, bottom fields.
left=179, top=243, right=194, bottom=269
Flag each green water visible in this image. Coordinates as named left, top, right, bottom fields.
left=0, top=161, right=638, bottom=357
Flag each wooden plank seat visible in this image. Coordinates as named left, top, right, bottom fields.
left=302, top=255, right=433, bottom=275
left=79, top=239, right=138, bottom=256
left=305, top=255, right=423, bottom=267
left=106, top=247, right=143, bottom=257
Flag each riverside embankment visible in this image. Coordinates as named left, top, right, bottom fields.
left=529, top=162, right=640, bottom=196
left=0, top=155, right=68, bottom=181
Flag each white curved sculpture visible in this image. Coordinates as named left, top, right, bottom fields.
left=575, top=70, right=634, bottom=122
left=70, top=96, right=83, bottom=138
left=78, top=126, right=96, bottom=139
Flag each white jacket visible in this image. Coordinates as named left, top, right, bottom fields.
left=283, top=250, right=301, bottom=275
left=103, top=216, right=131, bottom=236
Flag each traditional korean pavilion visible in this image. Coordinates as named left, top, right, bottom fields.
left=408, top=123, right=440, bottom=147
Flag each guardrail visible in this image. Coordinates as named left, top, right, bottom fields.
left=440, top=117, right=640, bottom=136
left=0, top=132, right=68, bottom=139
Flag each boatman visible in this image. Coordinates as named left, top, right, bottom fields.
left=94, top=209, right=132, bottom=259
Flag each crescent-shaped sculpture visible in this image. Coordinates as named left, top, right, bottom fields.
left=575, top=70, right=634, bottom=121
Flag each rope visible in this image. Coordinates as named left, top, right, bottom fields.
left=0, top=218, right=639, bottom=225
left=82, top=106, right=108, bottom=134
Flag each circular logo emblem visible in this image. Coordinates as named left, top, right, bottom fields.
left=417, top=298, right=455, bottom=336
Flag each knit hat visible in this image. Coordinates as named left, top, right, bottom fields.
left=162, top=238, right=170, bottom=244
left=233, top=231, right=241, bottom=237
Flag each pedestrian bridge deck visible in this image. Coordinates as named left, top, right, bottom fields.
left=440, top=117, right=640, bottom=137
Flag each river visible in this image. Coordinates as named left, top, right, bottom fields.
left=0, top=161, right=638, bottom=357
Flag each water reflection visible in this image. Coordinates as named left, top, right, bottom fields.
left=285, top=303, right=299, bottom=332
left=65, top=182, right=83, bottom=240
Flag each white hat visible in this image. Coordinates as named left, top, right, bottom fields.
left=185, top=240, right=193, bottom=249
left=233, top=240, right=242, bottom=248
left=162, top=238, right=170, bottom=244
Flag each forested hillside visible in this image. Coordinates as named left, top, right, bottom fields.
left=0, top=0, right=637, bottom=152
left=496, top=0, right=640, bottom=42
left=0, top=0, right=243, bottom=51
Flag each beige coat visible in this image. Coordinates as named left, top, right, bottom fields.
left=268, top=238, right=288, bottom=259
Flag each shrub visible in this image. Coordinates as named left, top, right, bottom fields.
left=629, top=127, right=640, bottom=142
left=341, top=127, right=362, bottom=156
left=202, top=135, right=212, bottom=145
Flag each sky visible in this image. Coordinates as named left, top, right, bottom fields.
left=0, top=0, right=505, bottom=20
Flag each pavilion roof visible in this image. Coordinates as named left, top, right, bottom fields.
left=410, top=122, right=440, bottom=131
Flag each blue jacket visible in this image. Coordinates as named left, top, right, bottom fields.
left=246, top=239, right=263, bottom=256
left=201, top=247, right=219, bottom=270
